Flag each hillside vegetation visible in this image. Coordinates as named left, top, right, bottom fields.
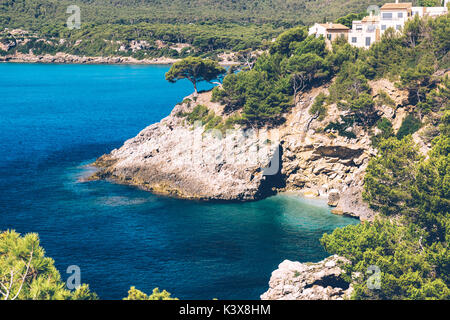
left=209, top=13, right=449, bottom=299
left=0, top=22, right=282, bottom=60
left=211, top=14, right=449, bottom=127
left=1, top=0, right=390, bottom=28
left=0, top=230, right=177, bottom=300
left=0, top=0, right=392, bottom=59
left=1, top=1, right=448, bottom=300
left=0, top=1, right=443, bottom=59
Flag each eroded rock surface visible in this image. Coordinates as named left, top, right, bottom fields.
left=260, top=255, right=352, bottom=300
left=91, top=91, right=279, bottom=200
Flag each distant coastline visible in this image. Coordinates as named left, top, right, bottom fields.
left=0, top=52, right=239, bottom=66
left=0, top=52, right=179, bottom=65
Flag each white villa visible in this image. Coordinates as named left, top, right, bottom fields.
left=308, top=23, right=350, bottom=42
left=349, top=13, right=381, bottom=48
left=309, top=0, right=449, bottom=49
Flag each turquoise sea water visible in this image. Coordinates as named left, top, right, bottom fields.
left=0, top=63, right=358, bottom=299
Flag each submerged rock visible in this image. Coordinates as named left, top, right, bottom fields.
left=260, top=255, right=352, bottom=300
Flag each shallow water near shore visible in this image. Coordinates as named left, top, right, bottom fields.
left=0, top=63, right=358, bottom=299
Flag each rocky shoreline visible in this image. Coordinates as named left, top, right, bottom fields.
left=0, top=52, right=179, bottom=65
left=0, top=52, right=240, bottom=66
left=261, top=255, right=353, bottom=300
left=88, top=77, right=411, bottom=221
left=89, top=91, right=279, bottom=201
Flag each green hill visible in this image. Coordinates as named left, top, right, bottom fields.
left=0, top=1, right=432, bottom=60
left=1, top=0, right=394, bottom=29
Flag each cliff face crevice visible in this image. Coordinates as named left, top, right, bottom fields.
left=304, top=274, right=350, bottom=291
left=314, top=146, right=364, bottom=160
left=256, top=145, right=286, bottom=199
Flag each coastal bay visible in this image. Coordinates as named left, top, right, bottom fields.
left=0, top=63, right=358, bottom=299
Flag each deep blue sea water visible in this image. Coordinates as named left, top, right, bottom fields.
left=0, top=63, right=358, bottom=300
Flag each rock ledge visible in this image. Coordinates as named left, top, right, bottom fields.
left=261, top=255, right=352, bottom=300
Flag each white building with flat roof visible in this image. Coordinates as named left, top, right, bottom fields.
left=308, top=23, right=350, bottom=41
left=411, top=5, right=448, bottom=18
left=308, top=23, right=350, bottom=49
left=379, top=1, right=413, bottom=36
left=309, top=1, right=448, bottom=49
left=346, top=1, right=448, bottom=48
left=349, top=13, right=381, bottom=48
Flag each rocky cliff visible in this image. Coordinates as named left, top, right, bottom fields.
left=260, top=255, right=353, bottom=300
left=88, top=75, right=417, bottom=300
left=91, top=78, right=409, bottom=221
left=90, top=91, right=279, bottom=201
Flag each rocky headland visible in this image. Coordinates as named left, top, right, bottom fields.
left=89, top=91, right=279, bottom=201
left=90, top=77, right=413, bottom=221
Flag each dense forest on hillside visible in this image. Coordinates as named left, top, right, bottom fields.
left=0, top=0, right=391, bottom=59
left=1, top=1, right=442, bottom=59
left=209, top=13, right=449, bottom=127
left=1, top=0, right=391, bottom=28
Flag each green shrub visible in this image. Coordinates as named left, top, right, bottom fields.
left=185, top=105, right=210, bottom=124
left=371, top=117, right=394, bottom=147
left=178, top=104, right=238, bottom=133
left=309, top=92, right=328, bottom=120
left=124, top=287, right=178, bottom=300
left=376, top=90, right=396, bottom=108
left=324, top=116, right=357, bottom=139
left=0, top=230, right=97, bottom=300
left=397, top=114, right=422, bottom=139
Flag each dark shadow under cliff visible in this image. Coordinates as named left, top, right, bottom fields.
left=256, top=144, right=286, bottom=199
